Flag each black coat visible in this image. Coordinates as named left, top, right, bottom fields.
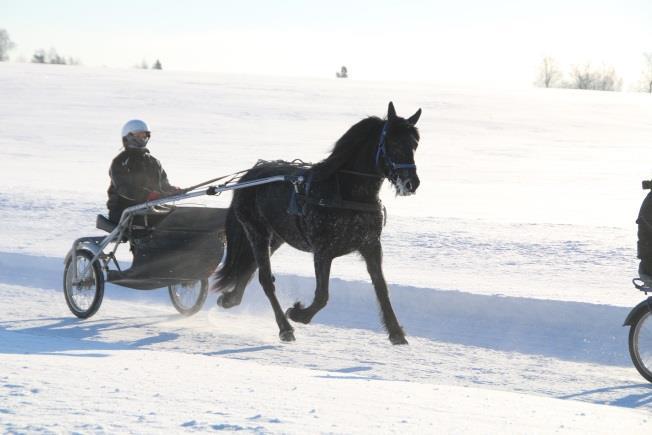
left=107, top=147, right=174, bottom=222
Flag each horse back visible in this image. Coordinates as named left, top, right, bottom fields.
left=232, top=161, right=313, bottom=251
left=233, top=160, right=384, bottom=257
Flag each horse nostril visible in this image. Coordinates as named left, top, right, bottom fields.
left=405, top=181, right=413, bottom=192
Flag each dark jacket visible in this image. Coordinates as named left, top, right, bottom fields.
left=107, top=147, right=174, bottom=222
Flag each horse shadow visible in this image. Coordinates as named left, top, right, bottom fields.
left=241, top=274, right=636, bottom=367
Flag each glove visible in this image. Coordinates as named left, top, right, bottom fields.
left=146, top=191, right=161, bottom=201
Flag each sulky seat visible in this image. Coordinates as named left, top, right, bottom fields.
left=96, top=214, right=117, bottom=233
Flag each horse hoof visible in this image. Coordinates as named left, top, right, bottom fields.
left=217, top=294, right=235, bottom=309
left=390, top=335, right=409, bottom=345
left=216, top=294, right=227, bottom=308
left=285, top=307, right=311, bottom=324
left=279, top=330, right=296, bottom=342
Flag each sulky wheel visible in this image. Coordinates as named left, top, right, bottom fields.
left=63, top=250, right=105, bottom=319
left=168, top=279, right=208, bottom=316
left=629, top=309, right=652, bottom=383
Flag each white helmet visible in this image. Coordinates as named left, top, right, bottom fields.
left=121, top=119, right=150, bottom=138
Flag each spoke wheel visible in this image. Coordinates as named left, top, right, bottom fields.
left=63, top=250, right=104, bottom=319
left=629, top=310, right=652, bottom=383
left=168, top=279, right=208, bottom=316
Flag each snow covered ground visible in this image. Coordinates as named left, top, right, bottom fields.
left=1, top=62, right=652, bottom=433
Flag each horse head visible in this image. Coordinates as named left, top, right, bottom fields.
left=377, top=102, right=422, bottom=196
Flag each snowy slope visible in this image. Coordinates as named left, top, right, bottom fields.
left=2, top=62, right=652, bottom=304
left=1, top=63, right=652, bottom=433
left=2, top=281, right=652, bottom=434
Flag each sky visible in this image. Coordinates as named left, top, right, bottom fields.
left=2, top=0, right=651, bottom=86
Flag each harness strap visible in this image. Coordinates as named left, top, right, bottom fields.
left=303, top=196, right=382, bottom=213
left=338, top=169, right=383, bottom=179
left=285, top=171, right=313, bottom=248
left=294, top=213, right=312, bottom=250
left=375, top=123, right=389, bottom=169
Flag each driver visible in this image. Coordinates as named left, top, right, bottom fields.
left=637, top=185, right=652, bottom=284
left=106, top=119, right=180, bottom=223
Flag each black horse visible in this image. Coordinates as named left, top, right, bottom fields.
left=212, top=102, right=422, bottom=344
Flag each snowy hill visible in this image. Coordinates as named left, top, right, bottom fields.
left=1, top=62, right=652, bottom=433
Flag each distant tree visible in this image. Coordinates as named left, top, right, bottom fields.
left=569, top=63, right=593, bottom=89
left=536, top=56, right=561, bottom=88
left=137, top=59, right=149, bottom=69
left=336, top=65, right=348, bottom=78
left=642, top=52, right=652, bottom=93
left=31, top=49, right=46, bottom=64
left=31, top=47, right=79, bottom=65
left=594, top=65, right=622, bottom=91
left=47, top=48, right=66, bottom=65
left=568, top=63, right=621, bottom=92
left=152, top=59, right=162, bottom=70
left=0, top=29, right=16, bottom=61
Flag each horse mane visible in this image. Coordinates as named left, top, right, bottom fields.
left=310, top=115, right=420, bottom=181
left=311, top=116, right=384, bottom=180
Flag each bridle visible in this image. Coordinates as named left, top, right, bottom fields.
left=374, top=122, right=417, bottom=180
left=288, top=121, right=418, bottom=222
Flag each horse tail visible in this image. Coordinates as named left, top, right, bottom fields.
left=211, top=206, right=256, bottom=293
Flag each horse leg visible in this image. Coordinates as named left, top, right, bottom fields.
left=286, top=254, right=333, bottom=324
left=216, top=273, right=252, bottom=308
left=216, top=252, right=254, bottom=307
left=217, top=236, right=283, bottom=309
left=246, top=228, right=295, bottom=342
left=359, top=242, right=408, bottom=345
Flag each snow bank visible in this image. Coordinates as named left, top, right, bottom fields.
left=2, top=337, right=649, bottom=434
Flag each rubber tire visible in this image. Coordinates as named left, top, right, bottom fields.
left=168, top=279, right=208, bottom=316
left=63, top=250, right=105, bottom=319
left=628, top=309, right=652, bottom=383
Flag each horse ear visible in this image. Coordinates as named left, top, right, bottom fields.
left=387, top=102, right=397, bottom=121
left=408, top=108, right=422, bottom=125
